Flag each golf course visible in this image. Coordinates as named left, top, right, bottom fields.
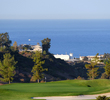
left=0, top=79, right=110, bottom=100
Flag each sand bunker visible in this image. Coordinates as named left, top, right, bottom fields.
left=33, top=93, right=110, bottom=100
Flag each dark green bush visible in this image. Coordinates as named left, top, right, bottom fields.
left=96, top=96, right=109, bottom=100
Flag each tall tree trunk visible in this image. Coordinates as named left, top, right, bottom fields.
left=92, top=69, right=94, bottom=80
left=38, top=79, right=39, bottom=83
left=9, top=80, right=10, bottom=84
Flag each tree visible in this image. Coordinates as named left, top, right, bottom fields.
left=13, top=41, right=18, bottom=50
left=103, top=53, right=110, bottom=59
left=0, top=32, right=12, bottom=48
left=23, top=44, right=32, bottom=51
left=104, top=59, right=110, bottom=79
left=85, top=53, right=99, bottom=79
left=83, top=56, right=88, bottom=61
left=31, top=51, right=48, bottom=83
left=41, top=38, right=51, bottom=53
left=0, top=53, right=17, bottom=84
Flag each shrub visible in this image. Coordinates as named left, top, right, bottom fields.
left=20, top=79, right=24, bottom=82
left=0, top=47, right=6, bottom=52
left=87, top=85, right=91, bottom=87
left=40, top=80, right=45, bottom=83
left=30, top=76, right=36, bottom=82
left=75, top=76, right=84, bottom=80
left=101, top=72, right=108, bottom=79
left=96, top=96, right=110, bottom=100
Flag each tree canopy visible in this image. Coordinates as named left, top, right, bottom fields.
left=13, top=41, right=18, bottom=51
left=41, top=38, right=51, bottom=53
left=0, top=32, right=12, bottom=48
left=83, top=56, right=88, bottom=61
left=31, top=51, right=48, bottom=83
left=0, top=53, right=17, bottom=84
left=103, top=53, right=110, bottom=59
left=104, top=59, right=110, bottom=79
left=85, top=53, right=99, bottom=79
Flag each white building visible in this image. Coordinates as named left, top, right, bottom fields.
left=54, top=54, right=70, bottom=61
left=31, top=43, right=42, bottom=52
left=80, top=55, right=104, bottom=61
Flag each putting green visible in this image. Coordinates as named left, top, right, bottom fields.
left=0, top=79, right=110, bottom=100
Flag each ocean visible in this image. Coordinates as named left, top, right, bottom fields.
left=0, top=19, right=110, bottom=58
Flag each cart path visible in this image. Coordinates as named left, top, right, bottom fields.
left=33, top=93, right=110, bottom=100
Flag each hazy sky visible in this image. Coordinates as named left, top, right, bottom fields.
left=0, top=0, right=110, bottom=19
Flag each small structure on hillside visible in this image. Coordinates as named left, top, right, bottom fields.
left=80, top=55, right=104, bottom=61
left=19, top=43, right=42, bottom=52
left=31, top=43, right=42, bottom=52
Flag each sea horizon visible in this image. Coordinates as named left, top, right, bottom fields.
left=0, top=19, right=110, bottom=57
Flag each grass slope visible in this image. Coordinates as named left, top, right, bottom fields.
left=0, top=79, right=110, bottom=100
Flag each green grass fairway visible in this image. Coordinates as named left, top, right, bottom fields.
left=0, top=79, right=110, bottom=100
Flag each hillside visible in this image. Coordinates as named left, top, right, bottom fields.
left=0, top=50, right=106, bottom=83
